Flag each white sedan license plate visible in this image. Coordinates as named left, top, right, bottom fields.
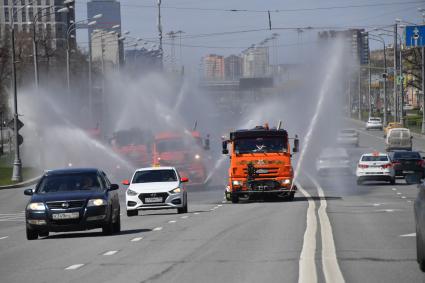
left=145, top=197, right=163, bottom=203
left=52, top=212, right=79, bottom=220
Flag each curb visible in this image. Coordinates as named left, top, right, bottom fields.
left=0, top=175, right=41, bottom=190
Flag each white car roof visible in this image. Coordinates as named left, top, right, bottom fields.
left=388, top=127, right=410, bottom=133
left=134, top=166, right=177, bottom=172
left=320, top=147, right=348, bottom=158
left=368, top=117, right=381, bottom=120
left=361, top=152, right=388, bottom=157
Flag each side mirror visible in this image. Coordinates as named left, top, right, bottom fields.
left=121, top=179, right=130, bottom=186
left=109, top=184, right=119, bottom=191
left=422, top=157, right=425, bottom=160
left=181, top=177, right=189, bottom=183
left=222, top=140, right=229, bottom=155
left=293, top=136, right=300, bottom=153
left=24, top=188, right=34, bottom=196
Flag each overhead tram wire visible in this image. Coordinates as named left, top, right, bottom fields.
left=75, top=1, right=424, bottom=13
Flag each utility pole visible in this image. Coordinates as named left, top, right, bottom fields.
left=0, top=111, right=3, bottom=155
left=157, top=0, right=163, bottom=70
left=393, top=23, right=398, bottom=122
left=399, top=42, right=404, bottom=127
left=368, top=55, right=372, bottom=117
left=358, top=67, right=362, bottom=120
left=421, top=46, right=425, bottom=134
left=10, top=22, right=22, bottom=182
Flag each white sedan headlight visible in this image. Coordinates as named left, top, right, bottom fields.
left=87, top=199, right=107, bottom=207
left=27, top=202, right=45, bottom=211
left=126, top=189, right=138, bottom=196
left=170, top=187, right=182, bottom=194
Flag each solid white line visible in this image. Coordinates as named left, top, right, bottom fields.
left=131, top=237, right=143, bottom=242
left=309, top=176, right=346, bottom=283
left=65, top=264, right=84, bottom=270
left=400, top=233, right=416, bottom=237
left=103, top=250, right=118, bottom=256
left=168, top=220, right=177, bottom=223
left=153, top=227, right=163, bottom=231
left=296, top=181, right=318, bottom=283
left=0, top=236, right=8, bottom=240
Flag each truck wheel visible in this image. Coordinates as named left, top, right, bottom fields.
left=231, top=193, right=239, bottom=203
left=287, top=192, right=295, bottom=201
left=225, top=192, right=231, bottom=201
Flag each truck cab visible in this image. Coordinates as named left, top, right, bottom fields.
left=386, top=128, right=412, bottom=151
left=222, top=125, right=299, bottom=203
left=153, top=131, right=208, bottom=185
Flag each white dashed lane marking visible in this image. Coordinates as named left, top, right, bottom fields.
left=194, top=212, right=200, bottom=215
left=0, top=236, right=8, bottom=240
left=131, top=237, right=143, bottom=242
left=392, top=188, right=397, bottom=191
left=153, top=227, right=163, bottom=231
left=168, top=220, right=177, bottom=223
left=65, top=264, right=85, bottom=270
left=103, top=250, right=118, bottom=256
left=180, top=216, right=188, bottom=219
left=400, top=233, right=416, bottom=237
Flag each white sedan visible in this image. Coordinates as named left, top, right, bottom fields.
left=365, top=117, right=383, bottom=130
left=123, top=166, right=188, bottom=216
left=356, top=152, right=395, bottom=185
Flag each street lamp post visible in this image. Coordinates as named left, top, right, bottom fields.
left=370, top=34, right=388, bottom=126
left=66, top=14, right=101, bottom=93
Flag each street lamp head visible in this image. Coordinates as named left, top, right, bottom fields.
left=87, top=21, right=97, bottom=26
left=108, top=30, right=116, bottom=34
left=118, top=36, right=126, bottom=41
left=57, top=7, right=69, bottom=13
left=395, top=18, right=402, bottom=23
left=63, top=0, right=74, bottom=4
left=418, top=8, right=425, bottom=12
left=112, top=24, right=120, bottom=29
left=123, top=30, right=130, bottom=35
left=137, top=37, right=143, bottom=41
left=93, top=14, right=103, bottom=19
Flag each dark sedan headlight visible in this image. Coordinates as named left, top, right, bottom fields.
left=87, top=199, right=107, bottom=207
left=27, top=202, right=46, bottom=211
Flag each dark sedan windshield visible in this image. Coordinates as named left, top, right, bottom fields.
left=392, top=151, right=421, bottom=160
left=132, top=170, right=177, bottom=183
left=37, top=173, right=103, bottom=194
left=234, top=137, right=287, bottom=153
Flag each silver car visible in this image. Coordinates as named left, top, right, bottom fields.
left=316, top=148, right=351, bottom=176
left=366, top=117, right=383, bottom=130
left=337, top=129, right=359, bottom=147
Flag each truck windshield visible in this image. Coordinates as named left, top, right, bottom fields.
left=132, top=170, right=177, bottom=183
left=234, top=137, right=287, bottom=153
left=114, top=130, right=148, bottom=147
left=156, top=138, right=186, bottom=153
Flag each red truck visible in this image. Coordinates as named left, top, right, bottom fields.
left=110, top=128, right=153, bottom=168
left=152, top=131, right=208, bottom=185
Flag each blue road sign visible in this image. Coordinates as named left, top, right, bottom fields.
left=405, top=25, right=425, bottom=47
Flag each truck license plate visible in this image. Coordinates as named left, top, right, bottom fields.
left=52, top=212, right=79, bottom=220
left=145, top=197, right=163, bottom=203
left=256, top=169, right=268, bottom=174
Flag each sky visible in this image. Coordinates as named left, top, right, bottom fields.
left=74, top=0, right=425, bottom=74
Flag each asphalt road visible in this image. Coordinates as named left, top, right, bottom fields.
left=0, top=119, right=424, bottom=282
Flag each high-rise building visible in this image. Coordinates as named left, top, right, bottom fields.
left=91, top=29, right=122, bottom=72
left=203, top=54, right=225, bottom=81
left=242, top=47, right=269, bottom=78
left=224, top=55, right=243, bottom=80
left=87, top=0, right=121, bottom=42
left=0, top=0, right=75, bottom=48
left=318, top=29, right=369, bottom=65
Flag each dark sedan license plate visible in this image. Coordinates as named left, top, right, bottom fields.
left=52, top=212, right=79, bottom=220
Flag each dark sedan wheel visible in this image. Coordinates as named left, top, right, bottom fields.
left=38, top=231, right=49, bottom=238
left=417, top=226, right=425, bottom=272
left=389, top=178, right=396, bottom=185
left=26, top=228, right=38, bottom=240
left=113, top=211, right=121, bottom=233
left=102, top=213, right=115, bottom=235
left=127, top=210, right=138, bottom=217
